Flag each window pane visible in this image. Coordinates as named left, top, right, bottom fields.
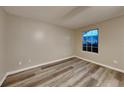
left=92, top=47, right=98, bottom=53
left=92, top=43, right=98, bottom=47
left=87, top=47, right=92, bottom=52
left=87, top=36, right=92, bottom=47
left=82, top=32, right=87, bottom=47
left=82, top=29, right=98, bottom=53
left=83, top=47, right=86, bottom=51
left=92, top=36, right=98, bottom=48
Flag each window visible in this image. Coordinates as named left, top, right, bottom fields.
left=82, top=29, right=98, bottom=53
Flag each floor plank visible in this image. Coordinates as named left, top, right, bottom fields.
left=2, top=57, right=124, bottom=87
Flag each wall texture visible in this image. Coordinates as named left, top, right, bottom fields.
left=6, top=15, right=75, bottom=72
left=0, top=9, right=6, bottom=81
left=75, top=16, right=124, bottom=71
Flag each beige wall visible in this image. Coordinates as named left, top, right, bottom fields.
left=75, top=16, right=124, bottom=71
left=6, top=15, right=75, bottom=72
left=0, top=9, right=6, bottom=80
left=1, top=8, right=124, bottom=82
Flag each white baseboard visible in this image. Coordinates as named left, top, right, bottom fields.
left=75, top=56, right=124, bottom=73
left=1, top=55, right=124, bottom=86
left=6, top=56, right=75, bottom=76
left=0, top=74, right=8, bottom=86
left=0, top=56, right=75, bottom=86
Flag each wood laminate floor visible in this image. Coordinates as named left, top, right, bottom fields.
left=2, top=57, right=124, bottom=87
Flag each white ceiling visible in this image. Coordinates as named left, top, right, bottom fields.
left=3, top=6, right=124, bottom=29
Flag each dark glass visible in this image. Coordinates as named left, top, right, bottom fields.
left=87, top=47, right=91, bottom=52
left=87, top=43, right=91, bottom=47
left=92, top=44, right=98, bottom=47
left=83, top=47, right=86, bottom=51
left=92, top=47, right=98, bottom=53
left=83, top=44, right=87, bottom=47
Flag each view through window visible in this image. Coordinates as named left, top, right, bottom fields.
left=82, top=29, right=98, bottom=53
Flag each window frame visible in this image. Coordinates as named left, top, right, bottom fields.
left=82, top=28, right=99, bottom=54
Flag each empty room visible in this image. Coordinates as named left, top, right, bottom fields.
left=0, top=6, right=124, bottom=87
